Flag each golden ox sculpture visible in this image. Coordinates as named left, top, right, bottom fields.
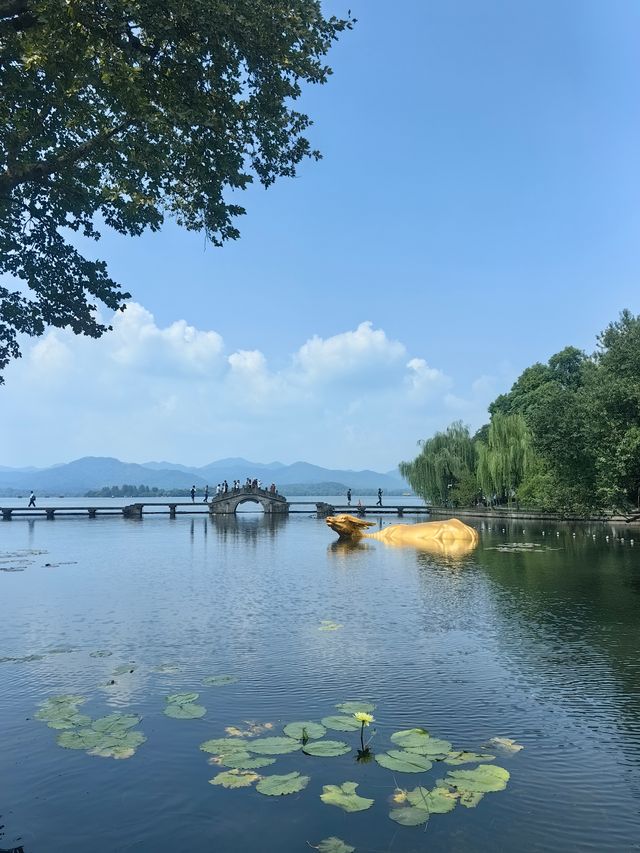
left=325, top=514, right=479, bottom=557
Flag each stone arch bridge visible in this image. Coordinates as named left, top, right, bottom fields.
left=208, top=487, right=288, bottom=515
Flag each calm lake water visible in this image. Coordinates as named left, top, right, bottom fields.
left=1, top=504, right=639, bottom=852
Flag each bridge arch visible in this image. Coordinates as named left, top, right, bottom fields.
left=208, top=488, right=288, bottom=515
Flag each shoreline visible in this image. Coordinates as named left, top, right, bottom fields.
left=428, top=505, right=640, bottom=526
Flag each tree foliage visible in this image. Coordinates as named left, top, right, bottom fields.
left=399, top=421, right=476, bottom=505
left=0, top=0, right=354, bottom=379
left=402, top=311, right=640, bottom=514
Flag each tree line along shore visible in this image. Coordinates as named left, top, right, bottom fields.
left=400, top=311, right=640, bottom=516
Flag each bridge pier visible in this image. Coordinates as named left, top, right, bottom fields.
left=122, top=503, right=143, bottom=519
left=2, top=508, right=12, bottom=521
left=45, top=509, right=55, bottom=520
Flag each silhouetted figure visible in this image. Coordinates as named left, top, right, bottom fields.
left=190, top=485, right=196, bottom=503
left=203, top=485, right=209, bottom=502
left=376, top=488, right=383, bottom=507
left=347, top=488, right=352, bottom=506
left=28, top=491, right=36, bottom=507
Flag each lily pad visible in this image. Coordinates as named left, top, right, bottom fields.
left=89, top=744, right=137, bottom=759
left=200, top=737, right=249, bottom=754
left=406, top=786, right=458, bottom=813
left=459, top=791, right=484, bottom=808
left=210, top=769, right=260, bottom=788
left=256, top=771, right=310, bottom=796
left=318, top=621, right=343, bottom=631
left=203, top=675, right=238, bottom=687
left=217, top=753, right=276, bottom=770
left=112, top=664, right=136, bottom=676
left=164, top=702, right=206, bottom=719
left=375, top=750, right=433, bottom=773
left=321, top=715, right=361, bottom=732
left=445, top=751, right=495, bottom=765
left=303, top=740, right=350, bottom=757
left=153, top=663, right=181, bottom=673
left=389, top=806, right=430, bottom=826
left=90, top=650, right=112, bottom=658
left=57, top=728, right=103, bottom=750
left=486, top=736, right=523, bottom=753
left=440, top=764, right=510, bottom=793
left=335, top=700, right=376, bottom=714
left=404, top=738, right=452, bottom=757
left=246, top=736, right=301, bottom=755
left=320, top=781, right=374, bottom=813
left=92, top=714, right=141, bottom=733
left=390, top=728, right=431, bottom=748
left=167, top=692, right=199, bottom=704
left=316, top=838, right=355, bottom=853
left=47, top=713, right=92, bottom=730
left=283, top=721, right=327, bottom=741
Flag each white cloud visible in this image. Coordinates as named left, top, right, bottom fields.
left=0, top=304, right=497, bottom=468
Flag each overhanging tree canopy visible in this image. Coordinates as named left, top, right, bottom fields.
left=0, top=0, right=354, bottom=380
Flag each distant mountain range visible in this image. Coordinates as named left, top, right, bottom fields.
left=0, top=456, right=409, bottom=496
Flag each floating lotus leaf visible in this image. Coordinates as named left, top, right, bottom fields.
left=486, top=736, right=523, bottom=753
left=164, top=702, right=206, bottom=719
left=92, top=714, right=141, bottom=733
left=89, top=744, right=136, bottom=759
left=320, top=782, right=374, bottom=813
left=404, top=738, right=452, bottom=757
left=321, top=715, right=361, bottom=732
left=303, top=740, right=350, bottom=757
left=256, top=771, right=310, bottom=796
left=101, top=730, right=146, bottom=749
left=459, top=791, right=484, bottom=808
left=210, top=769, right=260, bottom=789
left=90, top=650, right=112, bottom=658
left=246, top=736, right=301, bottom=755
left=445, top=751, right=495, bottom=765
left=389, top=806, right=430, bottom=826
left=217, top=753, right=276, bottom=770
left=57, top=728, right=103, bottom=750
left=112, top=664, right=136, bottom=675
left=203, top=675, right=238, bottom=687
left=406, top=786, right=458, bottom=814
left=318, top=620, right=343, bottom=631
left=335, top=700, right=376, bottom=714
left=316, top=838, right=355, bottom=853
left=375, top=750, right=432, bottom=773
left=200, top=737, right=249, bottom=754
left=225, top=721, right=273, bottom=737
left=44, top=695, right=86, bottom=708
left=47, top=713, right=92, bottom=730
left=440, top=764, right=510, bottom=793
left=166, top=692, right=199, bottom=704
left=47, top=646, right=75, bottom=654
left=153, top=663, right=181, bottom=673
left=390, top=728, right=431, bottom=748
left=283, top=721, right=327, bottom=741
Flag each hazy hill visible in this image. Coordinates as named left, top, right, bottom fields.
left=0, top=456, right=408, bottom=496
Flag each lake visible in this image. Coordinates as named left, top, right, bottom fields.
left=1, top=505, right=639, bottom=852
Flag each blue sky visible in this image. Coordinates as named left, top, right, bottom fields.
left=3, top=0, right=639, bottom=469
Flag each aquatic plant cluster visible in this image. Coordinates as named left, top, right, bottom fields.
left=199, top=698, right=521, bottom=837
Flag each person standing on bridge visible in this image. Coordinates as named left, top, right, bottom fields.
left=203, top=485, right=209, bottom=503
left=190, top=485, right=196, bottom=503
left=376, top=488, right=383, bottom=507
left=347, top=488, right=352, bottom=506
left=28, top=491, right=36, bottom=508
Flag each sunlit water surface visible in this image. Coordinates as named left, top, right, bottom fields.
left=1, top=506, right=639, bottom=852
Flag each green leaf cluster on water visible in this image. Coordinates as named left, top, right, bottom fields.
left=198, top=697, right=518, bottom=832
left=164, top=692, right=206, bottom=719
left=36, top=696, right=146, bottom=759
left=400, top=310, right=640, bottom=513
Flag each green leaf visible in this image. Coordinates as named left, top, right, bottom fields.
left=199, top=737, right=249, bottom=754
left=389, top=806, right=430, bottom=826
left=316, top=838, right=355, bottom=853
left=335, top=701, right=376, bottom=714
left=320, top=715, right=361, bottom=732
left=406, top=786, right=458, bottom=814
left=256, top=771, right=310, bottom=796
left=153, top=663, right=181, bottom=674
left=440, top=764, right=510, bottom=793
left=246, top=736, right=301, bottom=755
left=302, top=740, right=350, bottom=757
left=57, top=728, right=103, bottom=750
left=47, top=713, right=92, bottom=730
left=390, top=728, right=431, bottom=748
left=318, top=621, right=343, bottom=631
left=203, top=675, right=238, bottom=687
left=320, top=782, right=374, bottom=813
left=218, top=753, right=276, bottom=770
left=92, top=714, right=141, bottom=733
left=459, top=791, right=484, bottom=808
left=283, top=721, right=326, bottom=740
left=375, top=750, right=432, bottom=773
left=88, top=744, right=137, bottom=759
left=445, top=751, right=495, bottom=765
left=404, top=738, right=452, bottom=757
left=164, top=702, right=206, bottom=719
left=89, top=650, right=112, bottom=658
left=486, top=736, right=523, bottom=753
left=166, top=692, right=198, bottom=704
left=210, top=769, right=260, bottom=789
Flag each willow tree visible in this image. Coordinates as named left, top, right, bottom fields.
left=0, top=0, right=354, bottom=380
left=475, top=413, right=533, bottom=505
left=400, top=421, right=477, bottom=505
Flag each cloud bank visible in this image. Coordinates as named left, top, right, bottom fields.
left=1, top=304, right=504, bottom=469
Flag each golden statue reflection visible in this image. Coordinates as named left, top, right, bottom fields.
left=325, top=514, right=479, bottom=557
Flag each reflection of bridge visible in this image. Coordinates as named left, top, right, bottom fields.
left=208, top=487, right=289, bottom=515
